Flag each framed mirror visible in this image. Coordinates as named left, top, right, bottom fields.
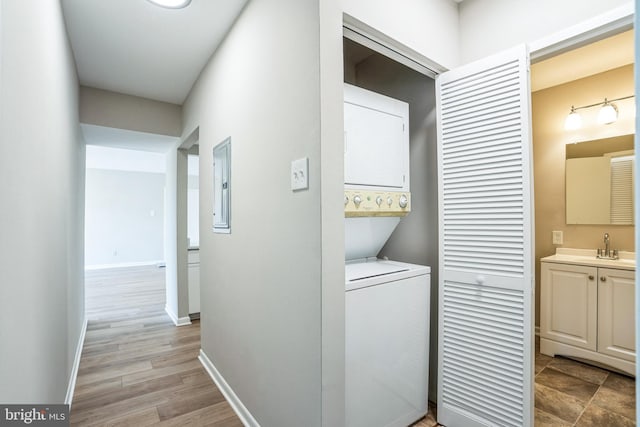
left=565, top=134, right=634, bottom=225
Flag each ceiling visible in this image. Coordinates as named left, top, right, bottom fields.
left=531, top=30, right=634, bottom=92
left=61, top=0, right=248, bottom=105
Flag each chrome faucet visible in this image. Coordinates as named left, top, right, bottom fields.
left=597, top=233, right=618, bottom=259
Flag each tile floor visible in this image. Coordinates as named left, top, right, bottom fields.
left=535, top=337, right=636, bottom=426
left=411, top=338, right=636, bottom=426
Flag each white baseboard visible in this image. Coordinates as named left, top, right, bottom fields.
left=199, top=349, right=260, bottom=427
left=85, top=260, right=165, bottom=270
left=165, top=305, right=192, bottom=327
left=65, top=316, right=88, bottom=407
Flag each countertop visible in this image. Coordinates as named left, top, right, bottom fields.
left=541, top=248, right=635, bottom=271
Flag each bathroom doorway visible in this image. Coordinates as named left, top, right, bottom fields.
left=530, top=29, right=636, bottom=424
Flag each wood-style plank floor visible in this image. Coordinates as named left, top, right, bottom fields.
left=70, top=266, right=242, bottom=426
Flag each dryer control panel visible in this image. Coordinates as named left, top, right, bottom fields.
left=344, top=190, right=411, bottom=217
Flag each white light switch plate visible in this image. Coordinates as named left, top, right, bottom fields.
left=552, top=230, right=563, bottom=245
left=291, top=157, right=309, bottom=191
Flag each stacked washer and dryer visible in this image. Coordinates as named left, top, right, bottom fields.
left=344, top=84, right=431, bottom=427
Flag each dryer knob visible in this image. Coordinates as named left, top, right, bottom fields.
left=344, top=195, right=349, bottom=206
left=387, top=197, right=393, bottom=206
left=399, top=194, right=408, bottom=208
left=375, top=196, right=383, bottom=206
left=353, top=195, right=362, bottom=206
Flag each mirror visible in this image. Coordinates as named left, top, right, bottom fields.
left=565, top=134, right=634, bottom=225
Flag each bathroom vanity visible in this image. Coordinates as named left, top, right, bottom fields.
left=540, top=248, right=636, bottom=376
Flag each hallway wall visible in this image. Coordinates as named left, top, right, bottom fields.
left=459, top=0, right=632, bottom=64
left=343, top=0, right=460, bottom=69
left=84, top=146, right=166, bottom=268
left=85, top=169, right=165, bottom=268
left=181, top=0, right=328, bottom=424
left=0, top=0, right=85, bottom=403
left=80, top=86, right=182, bottom=137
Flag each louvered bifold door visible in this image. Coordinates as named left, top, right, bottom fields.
left=436, top=45, right=534, bottom=427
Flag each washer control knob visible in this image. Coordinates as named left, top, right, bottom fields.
left=375, top=196, right=383, bottom=206
left=387, top=196, right=393, bottom=206
left=344, top=195, right=349, bottom=206
left=399, top=194, right=408, bottom=208
left=353, top=195, right=362, bottom=206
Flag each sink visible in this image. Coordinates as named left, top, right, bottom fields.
left=542, top=248, right=636, bottom=270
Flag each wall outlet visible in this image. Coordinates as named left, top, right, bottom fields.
left=291, top=157, right=309, bottom=191
left=552, top=231, right=563, bottom=245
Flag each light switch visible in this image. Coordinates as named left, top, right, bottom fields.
left=291, top=157, right=309, bottom=191
left=552, top=230, right=563, bottom=245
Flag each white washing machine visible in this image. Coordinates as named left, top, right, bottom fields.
left=344, top=84, right=431, bottom=427
left=346, top=258, right=430, bottom=427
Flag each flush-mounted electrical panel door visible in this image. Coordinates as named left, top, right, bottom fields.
left=213, top=138, right=231, bottom=233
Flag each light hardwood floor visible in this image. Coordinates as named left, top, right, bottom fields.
left=70, top=266, right=242, bottom=426
left=74, top=266, right=633, bottom=426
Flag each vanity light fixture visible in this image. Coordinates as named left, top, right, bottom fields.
left=146, top=0, right=192, bottom=9
left=564, top=106, right=582, bottom=130
left=597, top=99, right=619, bottom=125
left=564, top=95, right=633, bottom=131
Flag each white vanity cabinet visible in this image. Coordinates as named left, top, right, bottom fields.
left=540, top=263, right=597, bottom=351
left=598, top=267, right=635, bottom=362
left=540, top=249, right=635, bottom=376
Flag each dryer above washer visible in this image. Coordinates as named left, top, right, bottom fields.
left=344, top=83, right=410, bottom=192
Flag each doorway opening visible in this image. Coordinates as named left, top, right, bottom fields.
left=83, top=124, right=179, bottom=320
left=531, top=28, right=636, bottom=425
left=342, top=34, right=439, bottom=425
left=344, top=10, right=635, bottom=427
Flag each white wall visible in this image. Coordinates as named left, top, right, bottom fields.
left=319, top=1, right=346, bottom=424
left=459, top=0, right=632, bottom=64
left=187, top=154, right=199, bottom=248
left=164, top=147, right=179, bottom=322
left=0, top=0, right=85, bottom=403
left=85, top=146, right=165, bottom=268
left=80, top=86, right=182, bottom=137
left=181, top=0, right=330, bottom=424
left=342, top=0, right=460, bottom=69
left=85, top=172, right=165, bottom=269
left=85, top=144, right=167, bottom=173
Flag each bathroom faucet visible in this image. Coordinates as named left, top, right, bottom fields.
left=597, top=233, right=618, bottom=259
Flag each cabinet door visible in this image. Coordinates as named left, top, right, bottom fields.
left=540, top=262, right=597, bottom=351
left=188, top=251, right=200, bottom=314
left=598, top=268, right=635, bottom=361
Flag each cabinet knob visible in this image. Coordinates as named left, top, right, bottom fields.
left=600, top=276, right=606, bottom=282
left=588, top=275, right=594, bottom=280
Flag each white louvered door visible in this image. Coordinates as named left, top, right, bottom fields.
left=436, top=46, right=534, bottom=427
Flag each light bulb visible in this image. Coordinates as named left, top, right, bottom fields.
left=146, top=0, right=192, bottom=9
left=597, top=100, right=618, bottom=125
left=564, top=106, right=582, bottom=131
